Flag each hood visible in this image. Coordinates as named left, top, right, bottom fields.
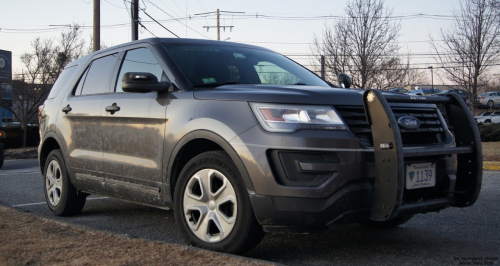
left=193, top=84, right=367, bottom=106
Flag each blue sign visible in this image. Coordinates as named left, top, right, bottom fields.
left=0, top=50, right=12, bottom=83
left=420, top=88, right=440, bottom=93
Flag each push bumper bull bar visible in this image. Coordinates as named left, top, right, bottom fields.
left=363, top=90, right=482, bottom=221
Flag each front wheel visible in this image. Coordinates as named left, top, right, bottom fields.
left=174, top=151, right=265, bottom=254
left=43, top=149, right=86, bottom=216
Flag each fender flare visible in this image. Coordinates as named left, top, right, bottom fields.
left=166, top=130, right=255, bottom=194
left=39, top=132, right=66, bottom=173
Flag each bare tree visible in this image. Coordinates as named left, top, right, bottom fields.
left=52, top=25, right=86, bottom=81
left=0, top=24, right=87, bottom=147
left=430, top=0, right=500, bottom=113
left=310, top=0, right=409, bottom=89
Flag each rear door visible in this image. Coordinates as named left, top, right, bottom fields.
left=59, top=51, right=121, bottom=192
left=100, top=45, right=169, bottom=202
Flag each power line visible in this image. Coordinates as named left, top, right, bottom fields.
left=301, top=63, right=500, bottom=71
left=284, top=52, right=500, bottom=57
left=146, top=0, right=211, bottom=39
left=141, top=8, right=179, bottom=38
left=103, top=0, right=126, bottom=9
left=138, top=22, right=157, bottom=37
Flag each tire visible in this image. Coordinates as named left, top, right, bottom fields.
left=360, top=214, right=414, bottom=229
left=43, top=149, right=86, bottom=216
left=174, top=151, right=265, bottom=254
left=488, top=100, right=494, bottom=108
left=485, top=119, right=492, bottom=124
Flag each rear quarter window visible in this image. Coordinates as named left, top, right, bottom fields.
left=47, top=65, right=78, bottom=99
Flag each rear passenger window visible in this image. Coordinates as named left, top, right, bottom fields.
left=115, top=48, right=163, bottom=93
left=79, top=53, right=119, bottom=95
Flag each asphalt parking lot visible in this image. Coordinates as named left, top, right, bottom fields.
left=0, top=159, right=499, bottom=265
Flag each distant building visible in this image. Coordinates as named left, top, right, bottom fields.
left=0, top=83, right=14, bottom=124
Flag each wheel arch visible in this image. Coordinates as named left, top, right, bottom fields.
left=167, top=130, right=255, bottom=202
left=39, top=132, right=63, bottom=175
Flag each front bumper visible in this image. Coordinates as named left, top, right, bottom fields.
left=232, top=91, right=481, bottom=230
left=250, top=182, right=373, bottom=233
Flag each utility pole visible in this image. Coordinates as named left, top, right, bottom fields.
left=131, top=0, right=139, bottom=41
left=320, top=55, right=325, bottom=79
left=196, top=10, right=243, bottom=41
left=427, top=66, right=434, bottom=92
left=216, top=9, right=220, bottom=41
left=93, top=0, right=100, bottom=51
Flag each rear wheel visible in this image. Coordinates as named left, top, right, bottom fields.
left=488, top=100, right=494, bottom=108
left=174, top=151, right=265, bottom=254
left=43, top=149, right=86, bottom=216
left=360, top=214, right=414, bottom=229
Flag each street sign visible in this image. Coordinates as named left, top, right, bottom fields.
left=0, top=50, right=12, bottom=83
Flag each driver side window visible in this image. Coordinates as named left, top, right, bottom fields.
left=115, top=48, right=163, bottom=93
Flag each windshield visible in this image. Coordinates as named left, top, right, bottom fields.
left=164, top=43, right=329, bottom=88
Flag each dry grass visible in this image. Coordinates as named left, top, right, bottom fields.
left=4, top=147, right=38, bottom=160
left=0, top=206, right=272, bottom=266
left=482, top=141, right=500, bottom=161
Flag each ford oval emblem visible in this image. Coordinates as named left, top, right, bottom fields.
left=398, top=116, right=421, bottom=129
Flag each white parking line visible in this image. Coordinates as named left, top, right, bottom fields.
left=12, top=197, right=109, bottom=207
left=0, top=171, right=40, bottom=176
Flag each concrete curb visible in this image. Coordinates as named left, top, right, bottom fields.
left=483, top=161, right=500, bottom=171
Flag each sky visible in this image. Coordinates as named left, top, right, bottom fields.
left=0, top=0, right=464, bottom=84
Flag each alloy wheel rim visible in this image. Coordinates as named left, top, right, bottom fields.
left=46, top=160, right=63, bottom=206
left=183, top=169, right=237, bottom=243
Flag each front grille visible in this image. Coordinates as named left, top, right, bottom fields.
left=336, top=105, right=448, bottom=147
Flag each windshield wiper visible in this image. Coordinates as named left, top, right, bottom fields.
left=293, top=82, right=307, bottom=85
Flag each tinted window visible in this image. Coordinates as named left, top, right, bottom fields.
left=115, top=48, right=163, bottom=93
left=80, top=53, right=119, bottom=95
left=47, top=65, right=78, bottom=99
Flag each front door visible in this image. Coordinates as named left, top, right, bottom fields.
left=100, top=46, right=168, bottom=203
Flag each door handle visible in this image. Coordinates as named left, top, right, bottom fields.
left=105, top=103, right=120, bottom=114
left=61, top=104, right=72, bottom=114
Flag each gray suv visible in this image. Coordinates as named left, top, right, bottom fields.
left=39, top=38, right=482, bottom=254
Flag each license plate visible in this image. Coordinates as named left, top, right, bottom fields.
left=406, top=162, right=436, bottom=190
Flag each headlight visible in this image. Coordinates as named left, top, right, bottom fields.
left=249, top=103, right=346, bottom=133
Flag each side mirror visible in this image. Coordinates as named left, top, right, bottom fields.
left=338, top=73, right=352, bottom=88
left=122, top=72, right=172, bottom=93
